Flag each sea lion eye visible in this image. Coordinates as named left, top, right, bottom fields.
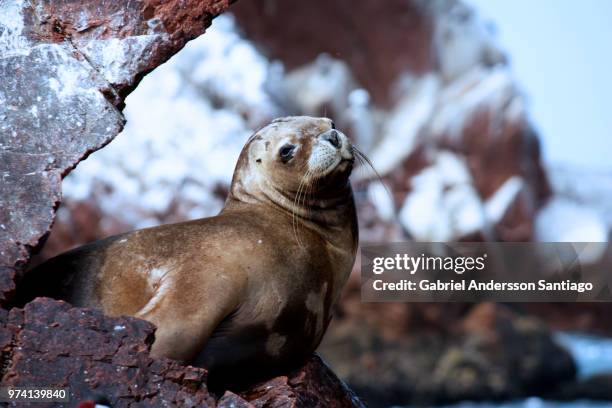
left=279, top=144, right=295, bottom=163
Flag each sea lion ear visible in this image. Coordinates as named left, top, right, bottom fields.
left=248, top=137, right=266, bottom=164
left=272, top=116, right=292, bottom=124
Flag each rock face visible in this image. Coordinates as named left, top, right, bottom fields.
left=0, top=0, right=231, bottom=304
left=238, top=356, right=366, bottom=408
left=0, top=298, right=216, bottom=407
left=0, top=298, right=364, bottom=408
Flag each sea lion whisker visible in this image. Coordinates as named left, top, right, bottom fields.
left=292, top=175, right=303, bottom=246
left=303, top=170, right=315, bottom=223
left=352, top=145, right=392, bottom=200
left=293, top=167, right=311, bottom=247
left=296, top=171, right=308, bottom=246
left=299, top=168, right=315, bottom=246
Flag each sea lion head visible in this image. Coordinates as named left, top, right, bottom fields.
left=229, top=116, right=355, bottom=207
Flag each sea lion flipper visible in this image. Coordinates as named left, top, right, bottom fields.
left=137, top=266, right=245, bottom=363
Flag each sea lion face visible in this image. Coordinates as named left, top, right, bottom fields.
left=242, top=116, right=354, bottom=195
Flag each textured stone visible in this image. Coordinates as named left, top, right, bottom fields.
left=0, top=0, right=231, bottom=304
left=0, top=298, right=216, bottom=407
left=241, top=356, right=366, bottom=408
left=0, top=299, right=364, bottom=407
left=218, top=391, right=255, bottom=408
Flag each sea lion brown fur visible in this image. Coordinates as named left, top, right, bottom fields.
left=19, top=116, right=358, bottom=384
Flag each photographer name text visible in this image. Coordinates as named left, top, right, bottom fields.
left=372, top=279, right=593, bottom=293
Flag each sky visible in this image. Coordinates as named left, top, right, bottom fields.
left=468, top=0, right=612, bottom=171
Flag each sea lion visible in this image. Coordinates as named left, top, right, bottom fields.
left=19, top=116, right=358, bottom=385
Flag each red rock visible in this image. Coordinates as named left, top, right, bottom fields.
left=218, top=391, right=255, bottom=408
left=0, top=298, right=217, bottom=407
left=0, top=298, right=364, bottom=407
left=241, top=356, right=365, bottom=408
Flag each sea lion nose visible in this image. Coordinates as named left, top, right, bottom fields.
left=321, top=129, right=341, bottom=149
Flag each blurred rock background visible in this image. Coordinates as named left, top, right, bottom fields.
left=32, top=0, right=612, bottom=407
